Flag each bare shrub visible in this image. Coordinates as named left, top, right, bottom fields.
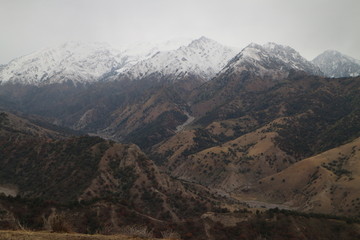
left=99, top=222, right=114, bottom=235
left=49, top=213, right=72, bottom=233
left=16, top=220, right=28, bottom=231
left=161, top=229, right=181, bottom=239
left=120, top=224, right=153, bottom=238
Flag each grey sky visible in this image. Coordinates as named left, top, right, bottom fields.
left=1, top=0, right=359, bottom=64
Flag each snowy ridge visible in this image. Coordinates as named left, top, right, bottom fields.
left=0, top=39, right=192, bottom=85
left=119, top=38, right=192, bottom=58
left=124, top=36, right=238, bottom=80
left=2, top=38, right=357, bottom=86
left=312, top=50, right=360, bottom=77
left=0, top=37, right=233, bottom=85
left=221, top=42, right=323, bottom=77
left=263, top=43, right=323, bottom=76
left=0, top=42, right=125, bottom=85
left=116, top=38, right=193, bottom=73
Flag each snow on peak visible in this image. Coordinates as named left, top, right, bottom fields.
left=115, top=38, right=193, bottom=74
left=239, top=43, right=263, bottom=61
left=221, top=42, right=323, bottom=77
left=0, top=41, right=123, bottom=85
left=187, top=36, right=214, bottom=47
left=1, top=37, right=234, bottom=85
left=312, top=50, right=360, bottom=77
left=262, top=42, right=323, bottom=76
left=124, top=37, right=238, bottom=80
left=118, top=38, right=192, bottom=60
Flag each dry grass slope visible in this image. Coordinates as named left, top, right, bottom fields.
left=255, top=136, right=360, bottom=215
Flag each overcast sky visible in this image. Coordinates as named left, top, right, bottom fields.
left=1, top=0, right=359, bottom=64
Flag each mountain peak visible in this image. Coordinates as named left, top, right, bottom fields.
left=263, top=42, right=278, bottom=50
left=312, top=50, right=360, bottom=77
left=262, top=42, right=323, bottom=76
left=59, top=41, right=113, bottom=50
left=222, top=41, right=322, bottom=77
left=263, top=42, right=291, bottom=49
left=124, top=37, right=238, bottom=80
left=323, top=49, right=340, bottom=55
left=187, top=36, right=220, bottom=49
left=247, top=42, right=263, bottom=49
left=198, top=36, right=212, bottom=41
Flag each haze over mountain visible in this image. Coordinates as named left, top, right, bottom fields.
left=1, top=37, right=359, bottom=87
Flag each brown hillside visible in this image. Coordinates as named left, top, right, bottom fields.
left=0, top=112, right=216, bottom=231
left=163, top=117, right=296, bottom=192
left=253, top=137, right=360, bottom=216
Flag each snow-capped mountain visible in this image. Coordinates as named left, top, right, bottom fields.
left=0, top=37, right=232, bottom=85
left=312, top=50, right=360, bottom=77
left=1, top=38, right=335, bottom=86
left=0, top=42, right=124, bottom=85
left=221, top=42, right=322, bottom=78
left=115, top=38, right=193, bottom=74
left=119, top=38, right=192, bottom=59
left=263, top=43, right=323, bottom=76
left=124, top=36, right=238, bottom=80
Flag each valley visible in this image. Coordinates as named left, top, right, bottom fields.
left=175, top=111, right=195, bottom=132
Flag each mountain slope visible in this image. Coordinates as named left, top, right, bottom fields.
left=220, top=42, right=322, bottom=79
left=190, top=43, right=323, bottom=118
left=0, top=111, right=215, bottom=222
left=0, top=111, right=65, bottom=139
left=263, top=42, right=323, bottom=76
left=255, top=136, right=360, bottom=216
left=115, top=38, right=193, bottom=74
left=0, top=42, right=124, bottom=85
left=0, top=76, right=203, bottom=151
left=152, top=74, right=360, bottom=201
left=312, top=50, right=360, bottom=77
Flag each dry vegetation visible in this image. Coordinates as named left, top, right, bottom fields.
left=254, top=136, right=360, bottom=215
left=0, top=230, right=166, bottom=240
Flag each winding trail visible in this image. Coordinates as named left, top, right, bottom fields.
left=0, top=185, right=17, bottom=197
left=243, top=200, right=293, bottom=210
left=175, top=111, right=195, bottom=132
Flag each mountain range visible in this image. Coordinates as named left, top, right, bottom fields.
left=0, top=36, right=360, bottom=239
left=0, top=37, right=238, bottom=85
left=1, top=36, right=359, bottom=86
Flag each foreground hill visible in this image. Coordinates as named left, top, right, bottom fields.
left=254, top=136, right=360, bottom=216
left=0, top=112, right=216, bottom=233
